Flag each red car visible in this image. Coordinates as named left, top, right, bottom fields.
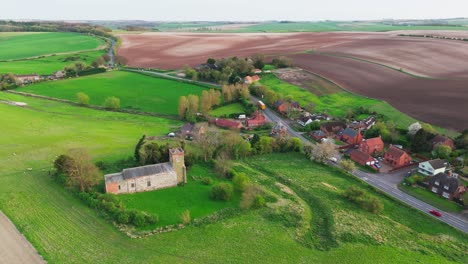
left=429, top=210, right=442, bottom=217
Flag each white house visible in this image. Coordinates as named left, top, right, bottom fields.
left=418, top=159, right=448, bottom=176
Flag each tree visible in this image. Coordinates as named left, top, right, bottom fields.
left=211, top=183, right=234, bottom=201
left=433, top=145, right=451, bottom=159
left=91, top=57, right=105, bottom=68
left=60, top=148, right=102, bottom=192
left=214, top=157, right=233, bottom=178
left=186, top=94, right=199, bottom=122
left=254, top=136, right=274, bottom=154
left=53, top=154, right=74, bottom=175
left=74, top=62, right=86, bottom=74
left=408, top=122, right=422, bottom=136
left=104, top=96, right=120, bottom=109
left=252, top=54, right=265, bottom=69
left=102, top=54, right=111, bottom=62
left=421, top=123, right=437, bottom=135
left=271, top=56, right=292, bottom=68
left=307, top=141, right=337, bottom=163
left=455, top=130, right=468, bottom=150
left=76, top=92, right=89, bottom=105
left=340, top=159, right=356, bottom=172
left=209, top=89, right=221, bottom=106
left=178, top=96, right=189, bottom=119
left=200, top=90, right=212, bottom=113
left=206, top=58, right=216, bottom=65
left=411, top=129, right=432, bottom=152
left=115, top=55, right=128, bottom=65
left=134, top=135, right=146, bottom=163
left=232, top=172, right=250, bottom=191
left=240, top=184, right=265, bottom=209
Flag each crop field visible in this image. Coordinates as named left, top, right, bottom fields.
left=209, top=103, right=246, bottom=117
left=19, top=71, right=209, bottom=115
left=0, top=32, right=106, bottom=60
left=289, top=53, right=467, bottom=132
left=0, top=92, right=465, bottom=263
left=0, top=50, right=106, bottom=75
left=119, top=164, right=240, bottom=228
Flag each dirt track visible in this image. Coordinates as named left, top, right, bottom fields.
left=0, top=211, right=44, bottom=264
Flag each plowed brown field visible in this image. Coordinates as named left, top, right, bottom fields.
left=118, top=31, right=468, bottom=131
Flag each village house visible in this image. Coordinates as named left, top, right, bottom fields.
left=48, top=70, right=65, bottom=80
left=431, top=135, right=455, bottom=150
left=246, top=111, right=267, bottom=128
left=340, top=128, right=363, bottom=145
left=428, top=172, right=466, bottom=200
left=16, top=74, right=40, bottom=84
left=271, top=121, right=287, bottom=137
left=273, top=100, right=301, bottom=114
left=320, top=121, right=346, bottom=137
left=350, top=149, right=375, bottom=166
left=178, top=123, right=194, bottom=139
left=418, top=159, right=448, bottom=176
left=253, top=68, right=262, bottom=74
left=384, top=145, right=412, bottom=168
left=358, top=136, right=384, bottom=156
left=310, top=130, right=327, bottom=141
left=104, top=148, right=186, bottom=194
left=348, top=116, right=376, bottom=131
left=297, top=115, right=313, bottom=127
left=244, top=75, right=261, bottom=84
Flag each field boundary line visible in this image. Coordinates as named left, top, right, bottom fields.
left=3, top=90, right=180, bottom=120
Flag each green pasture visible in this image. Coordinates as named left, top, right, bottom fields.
left=19, top=71, right=208, bottom=115
left=209, top=103, right=246, bottom=117
left=0, top=32, right=106, bottom=60
left=0, top=50, right=106, bottom=75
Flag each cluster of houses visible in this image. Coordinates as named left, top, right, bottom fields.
left=14, top=71, right=65, bottom=85
left=417, top=159, right=466, bottom=200
left=210, top=110, right=268, bottom=130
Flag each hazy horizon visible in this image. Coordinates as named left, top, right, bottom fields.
left=2, top=0, right=468, bottom=21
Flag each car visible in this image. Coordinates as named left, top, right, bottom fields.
left=374, top=163, right=381, bottom=169
left=429, top=210, right=442, bottom=217
left=329, top=157, right=338, bottom=163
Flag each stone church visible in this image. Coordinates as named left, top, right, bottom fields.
left=104, top=148, right=186, bottom=194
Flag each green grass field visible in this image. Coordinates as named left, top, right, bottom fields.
left=119, top=164, right=240, bottom=228
left=0, top=92, right=466, bottom=263
left=0, top=32, right=106, bottom=60
left=260, top=74, right=458, bottom=137
left=19, top=71, right=209, bottom=115
left=209, top=103, right=246, bottom=117
left=0, top=50, right=106, bottom=75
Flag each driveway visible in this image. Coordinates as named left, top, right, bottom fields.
left=0, top=211, right=44, bottom=264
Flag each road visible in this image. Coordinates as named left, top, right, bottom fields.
left=0, top=211, right=45, bottom=264
left=127, top=68, right=467, bottom=233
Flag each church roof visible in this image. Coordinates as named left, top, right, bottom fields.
left=105, top=162, right=174, bottom=183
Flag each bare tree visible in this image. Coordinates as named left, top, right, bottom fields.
left=307, top=141, right=337, bottom=163
left=63, top=148, right=102, bottom=192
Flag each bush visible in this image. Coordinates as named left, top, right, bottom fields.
left=144, top=213, right=158, bottom=225
left=240, top=184, right=264, bottom=209
left=211, top=183, right=234, bottom=201
left=180, top=209, right=191, bottom=224
left=76, top=92, right=90, bottom=105
left=104, top=96, right=120, bottom=109
left=202, top=177, right=214, bottom=185
left=343, top=187, right=383, bottom=214
left=232, top=172, right=250, bottom=191
left=253, top=195, right=266, bottom=208
left=131, top=211, right=146, bottom=227
left=116, top=210, right=131, bottom=224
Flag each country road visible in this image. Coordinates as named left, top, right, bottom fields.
left=0, top=211, right=44, bottom=264
left=127, top=68, right=468, bottom=233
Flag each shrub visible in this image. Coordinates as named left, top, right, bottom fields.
left=76, top=92, right=90, bottom=105
left=202, top=177, right=214, bottom=185
left=180, top=209, right=191, bottom=224
left=211, top=183, right=234, bottom=201
left=339, top=159, right=356, bottom=172
left=131, top=211, right=146, bottom=227
left=104, top=96, right=120, bottom=109
left=343, top=187, right=383, bottom=214
left=232, top=172, right=250, bottom=191
left=253, top=195, right=266, bottom=208
left=144, top=213, right=158, bottom=225
left=363, top=197, right=384, bottom=214
left=53, top=154, right=73, bottom=175
left=116, top=210, right=131, bottom=224
left=240, top=184, right=264, bottom=209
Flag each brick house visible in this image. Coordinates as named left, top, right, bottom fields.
left=244, top=75, right=261, bottom=84
left=105, top=148, right=186, bottom=194
left=350, top=149, right=375, bottom=166
left=358, top=136, right=384, bottom=156
left=16, top=74, right=40, bottom=84
left=431, top=135, right=455, bottom=150
left=320, top=121, right=346, bottom=137
left=384, top=145, right=412, bottom=168
left=246, top=111, right=267, bottom=127
left=214, top=118, right=243, bottom=129
left=428, top=173, right=466, bottom=200
left=273, top=100, right=301, bottom=114
left=340, top=128, right=363, bottom=145
left=310, top=130, right=327, bottom=141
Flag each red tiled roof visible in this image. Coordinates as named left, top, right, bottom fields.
left=385, top=145, right=407, bottom=158
left=215, top=119, right=242, bottom=129
left=361, top=136, right=383, bottom=148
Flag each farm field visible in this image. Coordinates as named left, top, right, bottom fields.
left=0, top=32, right=106, bottom=60
left=209, top=102, right=246, bottom=117
left=289, top=53, right=468, bottom=132
left=0, top=50, right=106, bottom=75
left=119, top=164, right=240, bottom=228
left=18, top=71, right=209, bottom=115
left=0, top=92, right=466, bottom=263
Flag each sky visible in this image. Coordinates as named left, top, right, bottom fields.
left=1, top=0, right=467, bottom=21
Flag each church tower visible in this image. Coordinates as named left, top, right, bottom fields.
left=169, top=148, right=186, bottom=184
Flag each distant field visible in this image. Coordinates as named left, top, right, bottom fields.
left=19, top=71, right=208, bottom=115
left=0, top=50, right=105, bottom=75
left=241, top=21, right=468, bottom=32
left=0, top=32, right=105, bottom=60
left=119, top=164, right=239, bottom=228
left=209, top=103, right=246, bottom=117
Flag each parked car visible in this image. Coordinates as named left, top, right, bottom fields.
left=374, top=163, right=381, bottom=169
left=329, top=157, right=338, bottom=163
left=429, top=210, right=442, bottom=217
